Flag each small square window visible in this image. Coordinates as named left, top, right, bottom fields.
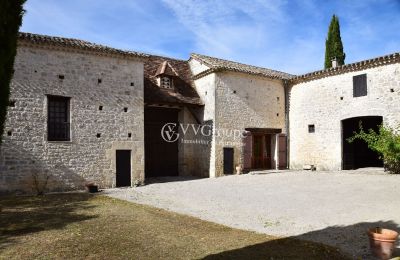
left=128, top=133, right=132, bottom=138
left=99, top=106, right=103, bottom=111
left=58, top=74, right=65, bottom=80
left=130, top=82, right=134, bottom=86
left=96, top=133, right=101, bottom=138
left=7, top=131, right=12, bottom=136
left=390, top=89, right=394, bottom=93
left=98, top=78, right=102, bottom=84
left=124, top=107, right=128, bottom=112
left=308, top=124, right=315, bottom=133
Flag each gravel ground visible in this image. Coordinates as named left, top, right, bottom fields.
left=105, top=168, right=400, bottom=259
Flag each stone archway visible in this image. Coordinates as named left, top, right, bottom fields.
left=341, top=116, right=383, bottom=170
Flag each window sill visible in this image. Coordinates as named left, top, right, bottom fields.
left=47, top=140, right=73, bottom=144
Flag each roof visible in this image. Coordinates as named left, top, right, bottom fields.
left=190, top=53, right=294, bottom=80
left=292, top=52, right=400, bottom=84
left=18, top=32, right=148, bottom=59
left=155, top=61, right=179, bottom=77
left=144, top=55, right=203, bottom=106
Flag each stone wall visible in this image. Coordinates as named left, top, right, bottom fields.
left=0, top=45, right=144, bottom=194
left=178, top=107, right=211, bottom=177
left=289, top=63, right=400, bottom=170
left=190, top=64, right=217, bottom=177
left=213, top=71, right=286, bottom=176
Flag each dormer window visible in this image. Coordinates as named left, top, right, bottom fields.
left=155, top=60, right=179, bottom=90
left=161, top=76, right=172, bottom=89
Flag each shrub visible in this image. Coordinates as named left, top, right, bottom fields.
left=347, top=123, right=400, bottom=174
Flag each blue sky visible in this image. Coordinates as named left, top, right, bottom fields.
left=21, top=0, right=400, bottom=74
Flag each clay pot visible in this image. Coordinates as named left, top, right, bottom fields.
left=235, top=165, right=242, bottom=175
left=367, top=227, right=398, bottom=260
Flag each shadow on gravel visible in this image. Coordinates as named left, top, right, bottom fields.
left=0, top=193, right=96, bottom=249
left=203, top=221, right=400, bottom=260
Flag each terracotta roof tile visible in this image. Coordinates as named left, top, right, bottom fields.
left=18, top=32, right=148, bottom=59
left=155, top=61, right=179, bottom=77
left=190, top=53, right=294, bottom=80
left=291, top=52, right=400, bottom=84
left=144, top=55, right=203, bottom=106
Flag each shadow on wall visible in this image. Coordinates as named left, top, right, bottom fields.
left=0, top=142, right=86, bottom=194
left=0, top=193, right=96, bottom=249
left=203, top=221, right=400, bottom=260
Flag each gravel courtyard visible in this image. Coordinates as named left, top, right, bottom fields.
left=105, top=168, right=400, bottom=259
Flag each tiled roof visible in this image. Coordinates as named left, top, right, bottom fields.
left=190, top=53, right=294, bottom=80
left=18, top=32, right=148, bottom=59
left=155, top=61, right=179, bottom=77
left=291, top=52, right=400, bottom=84
left=144, top=55, right=203, bottom=106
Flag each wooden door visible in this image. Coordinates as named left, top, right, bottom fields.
left=144, top=107, right=179, bottom=177
left=253, top=135, right=263, bottom=168
left=278, top=134, right=287, bottom=169
left=252, top=134, right=272, bottom=169
left=223, top=148, right=234, bottom=174
left=116, top=150, right=131, bottom=187
left=264, top=134, right=272, bottom=169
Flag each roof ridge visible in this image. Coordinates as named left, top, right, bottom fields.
left=190, top=52, right=294, bottom=80
left=18, top=32, right=148, bottom=58
left=292, top=52, right=400, bottom=83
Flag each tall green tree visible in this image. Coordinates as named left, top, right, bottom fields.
left=324, top=15, right=346, bottom=69
left=0, top=0, right=26, bottom=144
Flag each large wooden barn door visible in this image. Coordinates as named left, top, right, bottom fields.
left=144, top=107, right=179, bottom=177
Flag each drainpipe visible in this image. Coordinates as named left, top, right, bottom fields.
left=283, top=79, right=290, bottom=169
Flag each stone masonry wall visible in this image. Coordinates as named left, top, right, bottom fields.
left=289, top=63, right=400, bottom=170
left=214, top=71, right=286, bottom=176
left=189, top=60, right=217, bottom=177
left=0, top=45, right=144, bottom=194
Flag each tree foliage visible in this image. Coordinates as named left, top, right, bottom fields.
left=348, top=123, right=400, bottom=174
left=0, top=0, right=26, bottom=144
left=324, top=15, right=346, bottom=69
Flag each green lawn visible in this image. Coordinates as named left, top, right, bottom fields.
left=0, top=193, right=349, bottom=259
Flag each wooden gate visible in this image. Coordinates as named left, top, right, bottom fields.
left=144, top=107, right=179, bottom=177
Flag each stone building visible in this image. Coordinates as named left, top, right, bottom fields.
left=0, top=32, right=399, bottom=193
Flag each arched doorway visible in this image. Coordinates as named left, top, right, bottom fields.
left=342, top=116, right=383, bottom=170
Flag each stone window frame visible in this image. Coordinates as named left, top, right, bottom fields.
left=46, top=95, right=72, bottom=142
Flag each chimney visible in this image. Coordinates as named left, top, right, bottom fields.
left=331, top=57, right=338, bottom=68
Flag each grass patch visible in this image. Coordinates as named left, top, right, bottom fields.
left=0, top=193, right=350, bottom=259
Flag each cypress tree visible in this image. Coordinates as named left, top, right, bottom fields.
left=0, top=0, right=26, bottom=144
left=324, top=15, right=346, bottom=69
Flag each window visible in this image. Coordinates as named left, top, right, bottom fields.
left=353, top=74, right=367, bottom=97
left=47, top=95, right=70, bottom=141
left=160, top=76, right=173, bottom=89
left=308, top=124, right=315, bottom=133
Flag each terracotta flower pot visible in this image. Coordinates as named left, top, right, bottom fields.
left=367, top=227, right=398, bottom=260
left=235, top=165, right=242, bottom=175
